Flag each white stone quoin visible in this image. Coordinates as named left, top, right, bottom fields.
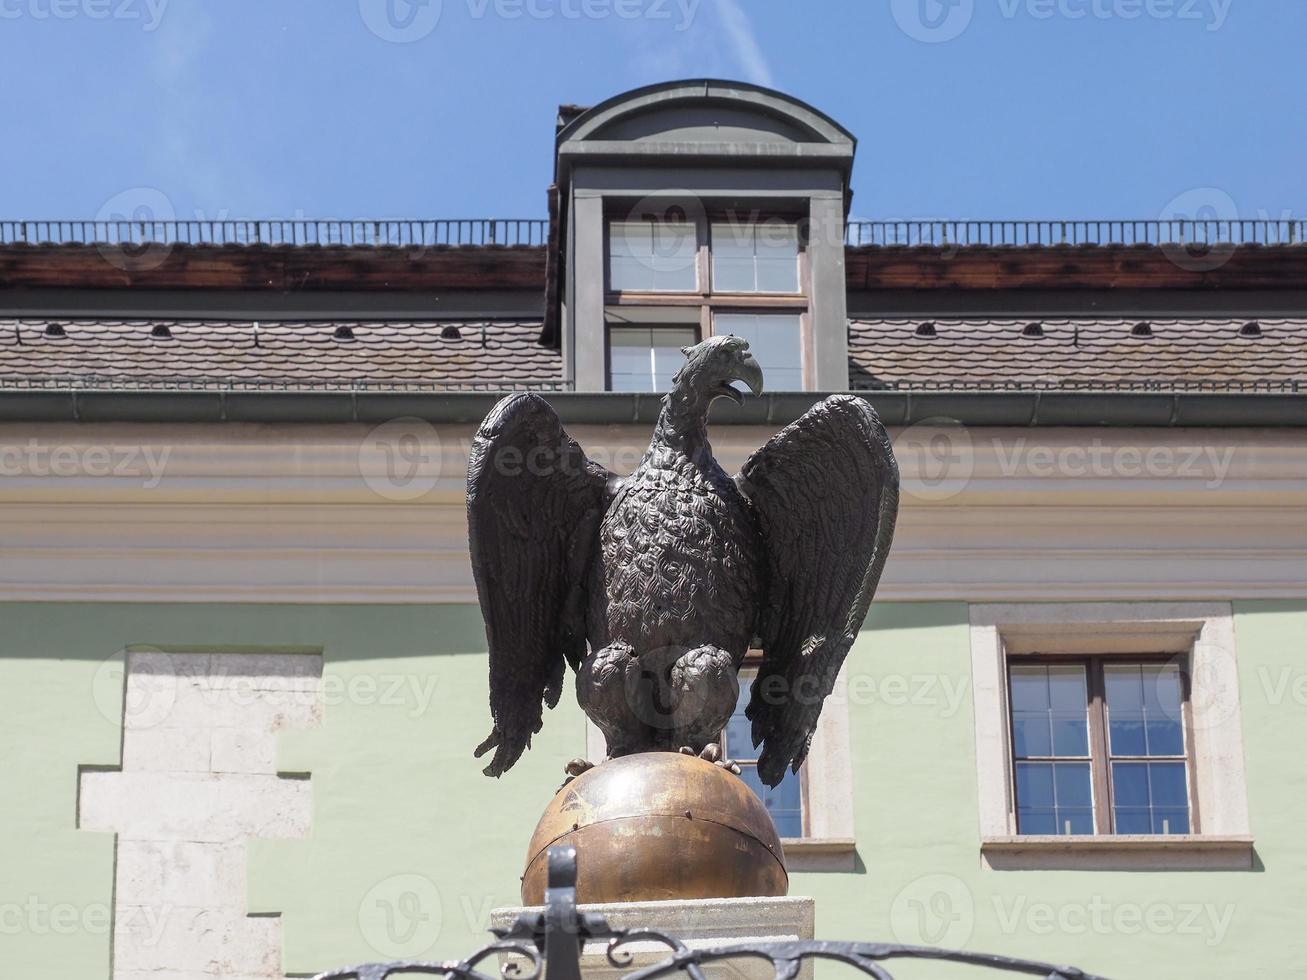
left=79, top=650, right=323, bottom=980
left=492, top=896, right=816, bottom=980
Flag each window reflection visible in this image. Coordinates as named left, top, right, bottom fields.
left=722, top=674, right=803, bottom=838
left=714, top=313, right=803, bottom=390
left=608, top=326, right=698, bottom=392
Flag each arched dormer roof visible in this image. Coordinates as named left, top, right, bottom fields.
left=554, top=79, right=856, bottom=182
left=558, top=78, right=855, bottom=147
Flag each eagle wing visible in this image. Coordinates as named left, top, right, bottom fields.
left=736, top=394, right=899, bottom=787
left=467, top=392, right=614, bottom=777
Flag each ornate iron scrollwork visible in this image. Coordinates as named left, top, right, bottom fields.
left=311, top=845, right=1109, bottom=980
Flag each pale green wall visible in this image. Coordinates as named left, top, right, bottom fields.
left=2, top=601, right=1304, bottom=978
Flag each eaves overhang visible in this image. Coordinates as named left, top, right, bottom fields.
left=1, top=390, right=1303, bottom=427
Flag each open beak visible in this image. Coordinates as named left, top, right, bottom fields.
left=725, top=352, right=764, bottom=403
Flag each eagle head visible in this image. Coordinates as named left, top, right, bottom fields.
left=672, top=335, right=765, bottom=406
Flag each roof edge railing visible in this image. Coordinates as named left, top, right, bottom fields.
left=844, top=219, right=1307, bottom=248
left=0, top=219, right=549, bottom=248
left=3, top=218, right=1304, bottom=249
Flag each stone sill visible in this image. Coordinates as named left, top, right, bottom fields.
left=981, top=835, right=1255, bottom=871
left=782, top=837, right=856, bottom=872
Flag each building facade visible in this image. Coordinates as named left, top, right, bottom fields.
left=1, top=81, right=1305, bottom=978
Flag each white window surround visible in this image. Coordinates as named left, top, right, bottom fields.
left=585, top=665, right=856, bottom=872
left=970, top=602, right=1254, bottom=871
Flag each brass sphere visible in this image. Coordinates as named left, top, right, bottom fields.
left=522, top=752, right=788, bottom=905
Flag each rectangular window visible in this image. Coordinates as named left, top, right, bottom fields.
left=1008, top=657, right=1193, bottom=836
left=608, top=220, right=698, bottom=292
left=711, top=221, right=800, bottom=293
left=721, top=671, right=804, bottom=838
left=605, top=214, right=809, bottom=391
left=1010, top=664, right=1094, bottom=836
left=1105, top=664, right=1191, bottom=835
left=713, top=313, right=804, bottom=390
left=607, top=326, right=697, bottom=393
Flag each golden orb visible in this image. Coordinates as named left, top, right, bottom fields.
left=522, top=752, right=788, bottom=905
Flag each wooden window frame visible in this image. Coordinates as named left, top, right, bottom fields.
left=603, top=210, right=814, bottom=391
left=1006, top=652, right=1200, bottom=836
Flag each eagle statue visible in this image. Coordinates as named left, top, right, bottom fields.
left=467, top=335, right=899, bottom=788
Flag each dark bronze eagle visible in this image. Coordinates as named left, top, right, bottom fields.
left=467, top=335, right=899, bottom=787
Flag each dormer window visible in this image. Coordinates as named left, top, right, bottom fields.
left=607, top=325, right=697, bottom=393
left=604, top=212, right=810, bottom=392
left=608, top=219, right=698, bottom=292
left=711, top=221, right=800, bottom=294
left=554, top=81, right=855, bottom=392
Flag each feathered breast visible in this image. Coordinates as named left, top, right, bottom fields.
left=595, top=446, right=761, bottom=656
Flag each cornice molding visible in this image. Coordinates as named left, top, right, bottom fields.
left=0, top=424, right=1304, bottom=604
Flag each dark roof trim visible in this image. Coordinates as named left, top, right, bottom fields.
left=555, top=78, right=857, bottom=148
left=1, top=390, right=1302, bottom=427
left=0, top=244, right=546, bottom=292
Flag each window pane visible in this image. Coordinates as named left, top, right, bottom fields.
left=1016, top=762, right=1092, bottom=835
left=1017, top=808, right=1057, bottom=835
left=1153, top=809, right=1190, bottom=835
left=1015, top=762, right=1054, bottom=810
left=1111, top=762, right=1150, bottom=807
left=1049, top=667, right=1090, bottom=755
left=608, top=327, right=696, bottom=392
left=714, top=313, right=804, bottom=390
left=1115, top=808, right=1151, bottom=834
left=608, top=222, right=650, bottom=292
left=710, top=221, right=799, bottom=294
left=726, top=670, right=802, bottom=838
left=711, top=222, right=756, bottom=291
left=1047, top=666, right=1087, bottom=709
left=651, top=222, right=698, bottom=291
left=1012, top=710, right=1052, bottom=758
left=1111, top=761, right=1190, bottom=835
left=1059, top=809, right=1095, bottom=836
left=1106, top=663, right=1186, bottom=757
left=755, top=224, right=800, bottom=293
left=1145, top=717, right=1185, bottom=756
left=1055, top=762, right=1093, bottom=807
left=1104, top=663, right=1144, bottom=711
left=1149, top=762, right=1189, bottom=807
left=609, top=220, right=697, bottom=292
left=1109, top=716, right=1148, bottom=756
left=1144, top=664, right=1186, bottom=755
left=1009, top=664, right=1087, bottom=758
left=739, top=764, right=803, bottom=838
left=1010, top=666, right=1050, bottom=711
left=713, top=256, right=756, bottom=292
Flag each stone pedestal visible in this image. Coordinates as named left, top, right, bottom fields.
left=491, top=895, right=815, bottom=980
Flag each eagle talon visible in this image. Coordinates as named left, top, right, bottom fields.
left=564, top=758, right=595, bottom=777
left=677, top=744, right=737, bottom=774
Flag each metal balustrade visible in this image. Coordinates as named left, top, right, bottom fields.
left=0, top=219, right=548, bottom=247
left=844, top=219, right=1306, bottom=248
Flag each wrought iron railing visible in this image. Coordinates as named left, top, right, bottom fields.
left=310, top=846, right=1108, bottom=980
left=0, top=219, right=548, bottom=248
left=844, top=219, right=1307, bottom=248
left=3, top=218, right=1303, bottom=250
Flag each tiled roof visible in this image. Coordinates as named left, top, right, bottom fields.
left=848, top=318, right=1307, bottom=392
left=3, top=316, right=1303, bottom=393
left=0, top=319, right=562, bottom=391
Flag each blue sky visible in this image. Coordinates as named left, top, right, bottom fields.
left=1, top=0, right=1304, bottom=225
